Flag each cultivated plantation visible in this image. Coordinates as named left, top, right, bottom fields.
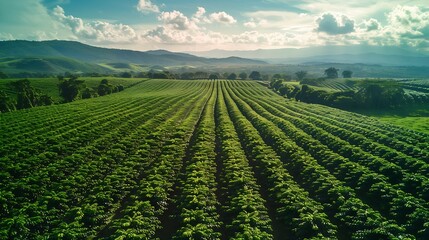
left=1, top=79, right=429, bottom=239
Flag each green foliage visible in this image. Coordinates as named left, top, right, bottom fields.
left=0, top=90, right=16, bottom=112
left=249, top=71, right=261, bottom=80
left=6, top=79, right=53, bottom=110
left=295, top=70, right=307, bottom=80
left=342, top=70, right=353, bottom=78
left=0, top=71, right=8, bottom=79
left=275, top=79, right=411, bottom=110
left=120, top=72, right=132, bottom=78
left=208, top=73, right=219, bottom=80
left=147, top=70, right=174, bottom=79
left=325, top=67, right=339, bottom=79
left=356, top=80, right=405, bottom=108
left=81, top=87, right=98, bottom=99
left=58, top=76, right=85, bottom=102
left=227, top=73, right=237, bottom=80
left=239, top=72, right=247, bottom=80
left=1, top=79, right=428, bottom=239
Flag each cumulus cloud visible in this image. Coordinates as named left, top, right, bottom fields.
left=0, top=0, right=72, bottom=40
left=244, top=18, right=268, bottom=28
left=194, top=7, right=206, bottom=19
left=53, top=6, right=138, bottom=42
left=362, top=18, right=381, bottom=31
left=383, top=5, right=429, bottom=47
left=316, top=13, right=355, bottom=35
left=209, top=12, right=237, bottom=24
left=136, top=0, right=159, bottom=13
left=192, top=7, right=210, bottom=24
left=145, top=9, right=238, bottom=46
left=144, top=26, right=231, bottom=45
left=158, top=10, right=198, bottom=30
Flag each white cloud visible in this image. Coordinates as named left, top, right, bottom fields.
left=192, top=7, right=210, bottom=24
left=53, top=6, right=138, bottom=42
left=144, top=26, right=231, bottom=45
left=0, top=0, right=72, bottom=40
left=316, top=13, right=355, bottom=35
left=244, top=18, right=268, bottom=28
left=209, top=12, right=237, bottom=24
left=136, top=0, right=159, bottom=13
left=361, top=18, right=381, bottom=31
left=244, top=11, right=314, bottom=32
left=382, top=5, right=429, bottom=48
left=194, top=7, right=206, bottom=19
left=158, top=10, right=199, bottom=30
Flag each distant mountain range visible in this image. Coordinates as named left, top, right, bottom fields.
left=0, top=40, right=266, bottom=74
left=189, top=45, right=429, bottom=67
left=1, top=40, right=428, bottom=76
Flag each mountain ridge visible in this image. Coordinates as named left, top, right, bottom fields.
left=188, top=45, right=429, bottom=66
left=0, top=40, right=267, bottom=68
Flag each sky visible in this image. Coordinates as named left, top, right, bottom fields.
left=0, top=0, right=428, bottom=52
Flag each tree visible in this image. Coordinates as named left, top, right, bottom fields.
left=270, top=79, right=283, bottom=91
left=356, top=80, right=405, bottom=108
left=9, top=79, right=53, bottom=109
left=239, top=72, right=247, bottom=80
left=117, top=85, right=125, bottom=92
left=272, top=74, right=282, bottom=80
left=227, top=73, right=237, bottom=80
left=180, top=72, right=195, bottom=80
left=120, top=72, right=132, bottom=78
left=0, top=71, right=8, bottom=79
left=97, top=79, right=114, bottom=96
left=249, top=71, right=262, bottom=80
left=208, top=74, right=219, bottom=80
left=195, top=71, right=208, bottom=79
left=295, top=71, right=307, bottom=81
left=59, top=76, right=85, bottom=102
left=324, top=67, right=339, bottom=79
left=0, top=90, right=15, bottom=112
left=82, top=87, right=98, bottom=99
left=342, top=70, right=353, bottom=78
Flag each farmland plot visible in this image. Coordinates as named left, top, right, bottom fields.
left=1, top=79, right=428, bottom=239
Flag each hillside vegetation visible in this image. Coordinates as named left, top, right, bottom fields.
left=0, top=40, right=266, bottom=68
left=1, top=80, right=428, bottom=239
left=0, top=77, right=146, bottom=102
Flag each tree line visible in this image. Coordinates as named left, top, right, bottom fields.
left=134, top=70, right=265, bottom=80
left=270, top=79, right=427, bottom=109
left=0, top=79, right=53, bottom=113
left=0, top=77, right=124, bottom=113
left=58, top=76, right=124, bottom=102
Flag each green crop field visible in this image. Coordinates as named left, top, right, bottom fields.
left=1, top=79, right=429, bottom=239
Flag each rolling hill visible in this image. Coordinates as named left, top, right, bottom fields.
left=0, top=40, right=266, bottom=74
left=190, top=45, right=429, bottom=66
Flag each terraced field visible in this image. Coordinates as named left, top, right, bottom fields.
left=1, top=79, right=428, bottom=239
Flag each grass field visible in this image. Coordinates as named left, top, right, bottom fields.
left=1, top=80, right=429, bottom=239
left=357, top=104, right=429, bottom=134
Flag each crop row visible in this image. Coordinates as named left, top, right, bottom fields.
left=103, top=81, right=214, bottom=239
left=221, top=81, right=338, bottom=239
left=236, top=83, right=429, bottom=199
left=230, top=81, right=429, bottom=237
left=214, top=84, right=273, bottom=239
left=225, top=81, right=416, bottom=239
left=0, top=80, right=210, bottom=238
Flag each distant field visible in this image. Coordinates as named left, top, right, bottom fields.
left=379, top=117, right=429, bottom=134
left=1, top=79, right=428, bottom=239
left=0, top=77, right=147, bottom=101
left=358, top=104, right=429, bottom=134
